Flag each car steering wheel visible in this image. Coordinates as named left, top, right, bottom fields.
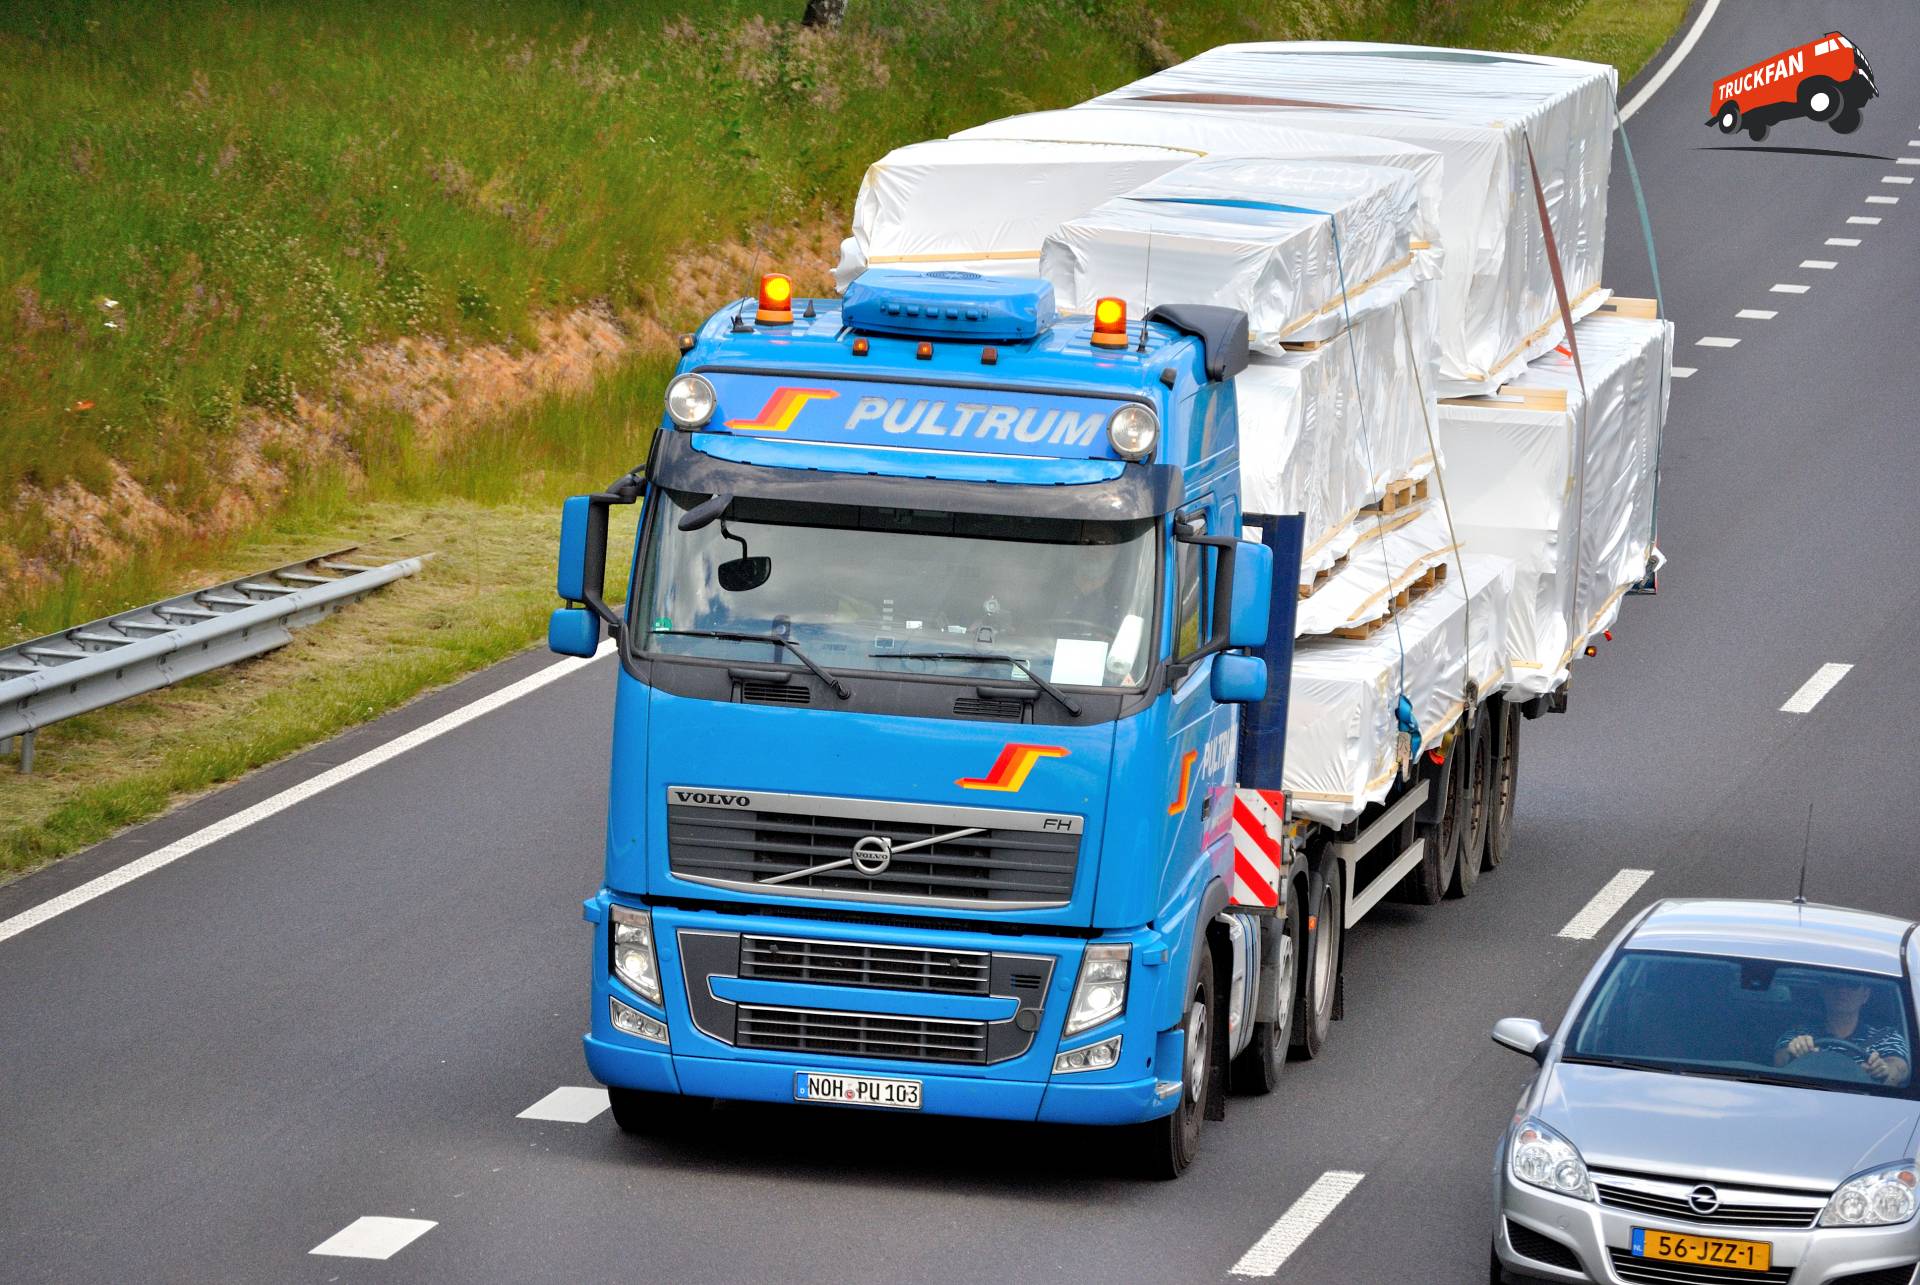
left=1811, top=1037, right=1872, bottom=1060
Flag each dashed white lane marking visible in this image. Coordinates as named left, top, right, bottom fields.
left=518, top=1086, right=611, bottom=1123
left=1848, top=216, right=1883, bottom=225
left=1781, top=662, right=1854, bottom=714
left=1884, top=175, right=1915, bottom=185
left=1697, top=336, right=1740, bottom=348
left=1671, top=366, right=1697, bottom=379
left=1770, top=283, right=1809, bottom=294
left=0, top=640, right=618, bottom=947
left=1736, top=309, right=1776, bottom=320
left=1801, top=259, right=1838, bottom=269
left=1557, top=869, right=1656, bottom=941
left=311, top=1217, right=436, bottom=1260
left=1899, top=157, right=1920, bottom=166
left=1865, top=195, right=1900, bottom=205
left=1229, top=1171, right=1367, bottom=1277
left=1620, top=0, right=1721, bottom=121
left=1828, top=237, right=1863, bottom=246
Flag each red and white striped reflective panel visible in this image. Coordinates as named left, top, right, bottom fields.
left=1230, top=788, right=1287, bottom=908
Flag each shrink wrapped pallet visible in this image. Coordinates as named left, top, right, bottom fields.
left=1039, top=157, right=1420, bottom=346
left=1436, top=306, right=1672, bottom=696
left=1295, top=506, right=1455, bottom=638
left=950, top=106, right=1444, bottom=265
left=1090, top=42, right=1617, bottom=396
left=832, top=139, right=1194, bottom=288
left=1285, top=553, right=1514, bottom=826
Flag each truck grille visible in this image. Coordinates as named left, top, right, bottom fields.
left=741, top=936, right=990, bottom=995
left=666, top=788, right=1082, bottom=909
left=1608, top=1249, right=1793, bottom=1284
left=1592, top=1174, right=1825, bottom=1229
left=736, top=1005, right=988, bottom=1064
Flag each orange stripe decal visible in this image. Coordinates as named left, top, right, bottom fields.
left=1168, top=750, right=1199, bottom=815
left=725, top=387, right=839, bottom=433
left=956, top=743, right=1068, bottom=792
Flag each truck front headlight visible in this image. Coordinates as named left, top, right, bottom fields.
left=1064, top=943, right=1130, bottom=1035
left=1822, top=1163, right=1919, bottom=1227
left=665, top=373, right=717, bottom=428
left=611, top=904, right=662, bottom=1006
left=1509, top=1118, right=1594, bottom=1201
left=1106, top=404, right=1158, bottom=461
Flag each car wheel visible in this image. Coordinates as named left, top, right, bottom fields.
left=1799, top=76, right=1843, bottom=121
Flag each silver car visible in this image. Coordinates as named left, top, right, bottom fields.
left=1491, top=899, right=1920, bottom=1285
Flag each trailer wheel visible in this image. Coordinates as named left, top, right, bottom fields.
left=1799, top=76, right=1843, bottom=121
left=1448, top=706, right=1494, bottom=898
left=608, top=1087, right=707, bottom=1138
left=1483, top=700, right=1521, bottom=869
left=1231, top=901, right=1299, bottom=1094
left=1401, top=754, right=1461, bottom=905
left=1135, top=940, right=1213, bottom=1179
left=1291, top=866, right=1341, bottom=1059
left=1715, top=103, right=1740, bottom=134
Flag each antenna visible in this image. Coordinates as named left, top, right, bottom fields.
left=732, top=188, right=784, bottom=332
left=1794, top=801, right=1814, bottom=905
left=1136, top=226, right=1155, bottom=353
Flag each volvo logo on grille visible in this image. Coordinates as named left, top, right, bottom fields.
left=1688, top=1185, right=1722, bottom=1215
left=670, top=788, right=754, bottom=808
left=850, top=835, right=894, bottom=875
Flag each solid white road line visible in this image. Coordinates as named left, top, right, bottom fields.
left=1229, top=1171, right=1367, bottom=1278
left=1781, top=663, right=1854, bottom=714
left=1621, top=0, right=1721, bottom=120
left=1800, top=259, right=1838, bottom=269
left=1865, top=196, right=1900, bottom=205
left=518, top=1086, right=611, bottom=1123
left=1736, top=309, right=1777, bottom=320
left=1848, top=217, right=1883, bottom=226
left=1884, top=176, right=1915, bottom=185
left=1770, top=284, right=1809, bottom=294
left=0, top=641, right=617, bottom=948
left=1671, top=366, right=1697, bottom=379
left=1557, top=869, right=1655, bottom=941
left=1827, top=237, right=1863, bottom=246
left=1697, top=336, right=1740, bottom=348
left=310, top=1216, right=436, bottom=1260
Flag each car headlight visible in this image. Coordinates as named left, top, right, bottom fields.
left=665, top=373, right=717, bottom=428
left=1106, top=404, right=1158, bottom=461
left=1821, top=1163, right=1918, bottom=1227
left=1509, top=1118, right=1594, bottom=1201
left=610, top=904, right=662, bottom=1006
left=1064, top=943, right=1130, bottom=1036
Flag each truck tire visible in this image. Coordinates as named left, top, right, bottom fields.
left=1484, top=700, right=1521, bottom=869
left=1402, top=755, right=1460, bottom=905
left=1745, top=119, right=1769, bottom=143
left=1715, top=103, right=1740, bottom=134
left=1291, top=866, right=1341, bottom=1059
left=1831, top=105, right=1862, bottom=134
left=1798, top=76, right=1843, bottom=121
left=1230, top=900, right=1299, bottom=1094
left=607, top=1087, right=706, bottom=1138
left=1449, top=707, right=1495, bottom=897
left=1136, top=940, right=1213, bottom=1179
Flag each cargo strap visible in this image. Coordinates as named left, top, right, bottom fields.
left=1612, top=102, right=1667, bottom=590
left=1398, top=303, right=1474, bottom=710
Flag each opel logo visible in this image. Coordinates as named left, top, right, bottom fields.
left=1688, top=1185, right=1721, bottom=1215
left=850, top=835, right=894, bottom=876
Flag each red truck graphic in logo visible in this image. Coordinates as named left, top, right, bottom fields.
left=1708, top=32, right=1877, bottom=142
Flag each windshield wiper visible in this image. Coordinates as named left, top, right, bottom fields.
left=871, top=649, right=1082, bottom=717
left=1562, top=1054, right=1780, bottom=1087
left=654, top=629, right=851, bottom=700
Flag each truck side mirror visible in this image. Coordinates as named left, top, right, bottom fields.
left=1227, top=540, right=1272, bottom=649
left=555, top=470, right=644, bottom=647
left=548, top=606, right=601, bottom=658
left=1210, top=652, right=1267, bottom=704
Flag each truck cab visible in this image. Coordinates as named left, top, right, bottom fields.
left=551, top=269, right=1293, bottom=1176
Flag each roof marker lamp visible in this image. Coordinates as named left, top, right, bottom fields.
left=1064, top=943, right=1131, bottom=1036
left=757, top=272, right=794, bottom=325
left=664, top=373, right=717, bottom=429
left=610, top=904, right=662, bottom=1006
left=1091, top=296, right=1128, bottom=349
left=1107, top=403, right=1158, bottom=462
left=1822, top=1163, right=1919, bottom=1227
left=1508, top=1118, right=1593, bottom=1202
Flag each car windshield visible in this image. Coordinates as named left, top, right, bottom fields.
left=1565, top=949, right=1917, bottom=1098
left=634, top=490, right=1158, bottom=688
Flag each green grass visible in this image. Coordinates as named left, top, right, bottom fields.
left=0, top=0, right=1686, bottom=882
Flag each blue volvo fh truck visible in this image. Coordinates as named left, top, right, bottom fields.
left=549, top=268, right=1514, bottom=1176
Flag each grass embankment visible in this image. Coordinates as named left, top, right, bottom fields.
left=0, top=0, right=1686, bottom=881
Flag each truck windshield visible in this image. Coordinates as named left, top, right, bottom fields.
left=635, top=489, right=1157, bottom=689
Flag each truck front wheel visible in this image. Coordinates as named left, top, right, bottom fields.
left=608, top=1086, right=707, bottom=1138
left=1135, top=941, right=1214, bottom=1179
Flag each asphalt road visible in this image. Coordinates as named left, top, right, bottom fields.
left=3, top=2, right=1917, bottom=1281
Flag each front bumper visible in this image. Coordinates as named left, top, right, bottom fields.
left=1494, top=1166, right=1920, bottom=1284
left=582, top=894, right=1184, bottom=1127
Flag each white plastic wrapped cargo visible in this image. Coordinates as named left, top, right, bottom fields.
left=1295, top=506, right=1456, bottom=638
left=832, top=139, right=1194, bottom=289
left=950, top=106, right=1443, bottom=266
left=1436, top=307, right=1671, bottom=696
left=1039, top=157, right=1419, bottom=346
left=1285, top=553, right=1513, bottom=826
left=1089, top=42, right=1617, bottom=396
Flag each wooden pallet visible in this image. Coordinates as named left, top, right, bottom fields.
left=1298, top=551, right=1349, bottom=599
left=1330, top=562, right=1449, bottom=639
left=1359, top=475, right=1429, bottom=517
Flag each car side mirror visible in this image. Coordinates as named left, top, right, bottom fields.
left=717, top=556, right=772, bottom=593
left=1210, top=652, right=1267, bottom=704
left=1492, top=1017, right=1552, bottom=1064
left=547, top=606, right=601, bottom=658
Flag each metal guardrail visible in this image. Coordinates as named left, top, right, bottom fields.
left=2, top=547, right=424, bottom=772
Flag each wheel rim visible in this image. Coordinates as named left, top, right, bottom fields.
left=1185, top=994, right=1209, bottom=1104
left=1274, top=931, right=1296, bottom=1043
left=1311, top=888, right=1338, bottom=1013
left=1810, top=91, right=1831, bottom=113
